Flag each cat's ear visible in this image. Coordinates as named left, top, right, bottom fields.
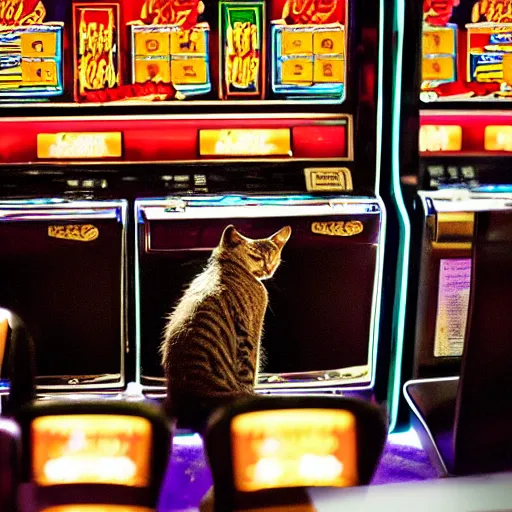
left=270, top=226, right=292, bottom=249
left=221, top=225, right=244, bottom=247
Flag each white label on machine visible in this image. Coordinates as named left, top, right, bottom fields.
left=434, top=258, right=472, bottom=358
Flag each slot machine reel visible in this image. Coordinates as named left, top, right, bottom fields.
left=16, top=399, right=173, bottom=512
left=202, top=395, right=387, bottom=512
left=0, top=307, right=36, bottom=417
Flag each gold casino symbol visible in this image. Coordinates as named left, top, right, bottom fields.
left=48, top=224, right=99, bottom=242
left=311, top=221, right=364, bottom=237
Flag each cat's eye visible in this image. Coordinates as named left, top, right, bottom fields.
left=248, top=254, right=262, bottom=261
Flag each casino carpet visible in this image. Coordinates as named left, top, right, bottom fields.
left=157, top=428, right=439, bottom=511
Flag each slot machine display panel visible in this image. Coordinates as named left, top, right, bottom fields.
left=0, top=200, right=127, bottom=392
left=421, top=0, right=512, bottom=103
left=0, top=0, right=348, bottom=104
left=136, top=196, right=383, bottom=393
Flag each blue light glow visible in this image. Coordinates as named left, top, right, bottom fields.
left=388, top=426, right=422, bottom=449
left=388, top=0, right=412, bottom=433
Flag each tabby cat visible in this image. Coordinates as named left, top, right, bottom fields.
left=161, top=224, right=291, bottom=430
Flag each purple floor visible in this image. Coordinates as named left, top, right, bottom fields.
left=157, top=429, right=438, bottom=512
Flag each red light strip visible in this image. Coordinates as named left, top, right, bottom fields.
left=0, top=116, right=349, bottom=164
left=420, top=111, right=512, bottom=156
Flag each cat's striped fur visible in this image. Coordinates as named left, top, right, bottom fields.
left=161, top=224, right=291, bottom=430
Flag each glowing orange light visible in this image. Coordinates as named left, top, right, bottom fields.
left=199, top=129, right=291, bottom=157
left=42, top=506, right=154, bottom=512
left=31, top=415, right=152, bottom=487
left=419, top=125, right=462, bottom=152
left=485, top=126, right=512, bottom=151
left=0, top=316, right=8, bottom=376
left=231, top=409, right=358, bottom=492
left=37, top=132, right=122, bottom=159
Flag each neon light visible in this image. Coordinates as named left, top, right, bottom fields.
left=369, top=0, right=386, bottom=399
left=388, top=0, right=411, bottom=433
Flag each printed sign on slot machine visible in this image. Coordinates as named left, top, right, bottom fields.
left=73, top=2, right=121, bottom=101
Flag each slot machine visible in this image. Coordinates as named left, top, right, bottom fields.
left=0, top=0, right=390, bottom=421
left=391, top=0, right=512, bottom=427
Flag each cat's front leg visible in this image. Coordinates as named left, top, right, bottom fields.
left=235, top=319, right=258, bottom=389
left=237, top=336, right=257, bottom=388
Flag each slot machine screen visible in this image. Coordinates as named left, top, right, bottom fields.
left=231, top=409, right=358, bottom=491
left=31, top=415, right=152, bottom=487
left=421, top=0, right=512, bottom=102
left=0, top=0, right=347, bottom=104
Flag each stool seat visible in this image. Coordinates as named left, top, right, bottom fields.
left=404, top=377, right=458, bottom=474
